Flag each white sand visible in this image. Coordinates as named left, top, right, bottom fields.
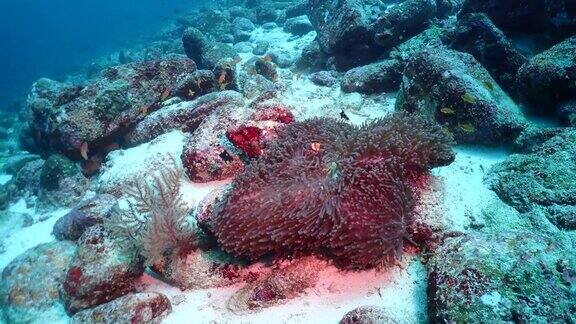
left=0, top=198, right=70, bottom=272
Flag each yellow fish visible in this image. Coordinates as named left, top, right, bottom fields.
left=139, top=105, right=149, bottom=116
left=459, top=123, right=476, bottom=133
left=440, top=107, right=456, bottom=115
left=462, top=93, right=477, bottom=104
left=483, top=81, right=494, bottom=91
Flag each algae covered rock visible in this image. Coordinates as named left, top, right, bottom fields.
left=450, top=13, right=527, bottom=97
left=61, top=226, right=144, bottom=314
left=70, top=292, right=172, bottom=324
left=396, top=48, right=526, bottom=145
left=0, top=241, right=77, bottom=323
left=486, top=127, right=576, bottom=230
left=428, top=231, right=576, bottom=323
left=516, top=36, right=576, bottom=118
left=374, top=0, right=437, bottom=49
left=307, top=0, right=386, bottom=69
left=53, top=194, right=119, bottom=241
left=341, top=59, right=403, bottom=94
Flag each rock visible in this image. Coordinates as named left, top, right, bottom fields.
left=173, top=70, right=217, bottom=101
left=339, top=306, right=396, bottom=324
left=283, top=15, right=314, bottom=36
left=428, top=231, right=576, bottom=323
left=181, top=94, right=293, bottom=182
left=53, top=194, right=118, bottom=241
left=450, top=13, right=527, bottom=97
left=27, top=59, right=197, bottom=160
left=459, top=0, right=576, bottom=40
left=255, top=57, right=279, bottom=81
left=296, top=39, right=328, bottom=71
left=126, top=91, right=244, bottom=146
left=70, top=293, right=171, bottom=324
left=486, top=128, right=576, bottom=229
left=262, top=22, right=277, bottom=30
left=396, top=48, right=526, bottom=145
left=516, top=36, right=576, bottom=117
left=38, top=154, right=89, bottom=210
left=182, top=27, right=238, bottom=70
left=234, top=41, right=254, bottom=53
left=252, top=40, right=270, bottom=55
left=268, top=49, right=296, bottom=68
left=512, top=127, right=567, bottom=154
left=255, top=6, right=279, bottom=24
left=309, top=71, right=339, bottom=87
left=0, top=241, right=77, bottom=323
left=340, top=60, right=403, bottom=94
left=61, top=226, right=144, bottom=314
left=227, top=257, right=320, bottom=313
left=285, top=2, right=307, bottom=19
left=233, top=17, right=255, bottom=42
left=389, top=25, right=449, bottom=62
left=374, top=0, right=437, bottom=49
left=436, top=0, right=464, bottom=18
left=307, top=0, right=386, bottom=68
left=152, top=249, right=247, bottom=290
left=0, top=153, right=40, bottom=175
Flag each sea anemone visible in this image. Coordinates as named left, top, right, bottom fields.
left=209, top=112, right=454, bottom=269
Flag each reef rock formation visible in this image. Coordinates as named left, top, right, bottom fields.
left=396, top=48, right=526, bottom=145
left=0, top=241, right=77, bottom=323
left=428, top=231, right=576, bottom=323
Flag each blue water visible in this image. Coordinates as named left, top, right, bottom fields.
left=0, top=0, right=198, bottom=108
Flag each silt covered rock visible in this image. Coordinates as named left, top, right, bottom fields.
left=0, top=241, right=77, bottom=323
left=70, top=292, right=172, bottom=324
left=340, top=59, right=403, bottom=94
left=53, top=194, right=118, bottom=241
left=428, top=231, right=576, bottom=323
left=396, top=48, right=526, bottom=145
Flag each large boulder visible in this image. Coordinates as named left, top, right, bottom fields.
left=307, top=0, right=386, bottom=69
left=182, top=27, right=238, bottom=70
left=70, top=293, right=172, bottom=324
left=61, top=226, right=144, bottom=314
left=450, top=13, right=527, bottom=97
left=486, top=127, right=576, bottom=230
left=26, top=59, right=197, bottom=160
left=340, top=59, right=403, bottom=94
left=428, top=231, right=576, bottom=323
left=0, top=241, right=77, bottom=323
left=459, top=0, right=576, bottom=41
left=516, top=36, right=576, bottom=119
left=374, top=0, right=437, bottom=49
left=396, top=48, right=526, bottom=145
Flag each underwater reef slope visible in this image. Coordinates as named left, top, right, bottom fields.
left=0, top=0, right=576, bottom=322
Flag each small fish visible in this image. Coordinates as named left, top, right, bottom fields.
left=218, top=71, right=228, bottom=90
left=80, top=142, right=89, bottom=160
left=139, top=105, right=149, bottom=116
left=483, top=80, right=494, bottom=91
left=161, top=89, right=171, bottom=101
left=310, top=142, right=321, bottom=152
left=219, top=150, right=233, bottom=163
left=271, top=73, right=278, bottom=82
left=187, top=89, right=196, bottom=98
left=459, top=123, right=476, bottom=133
left=440, top=107, right=455, bottom=115
left=462, top=93, right=477, bottom=104
left=326, top=161, right=339, bottom=177
left=340, top=110, right=350, bottom=120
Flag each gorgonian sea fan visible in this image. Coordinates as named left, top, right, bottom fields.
left=210, top=112, right=454, bottom=269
